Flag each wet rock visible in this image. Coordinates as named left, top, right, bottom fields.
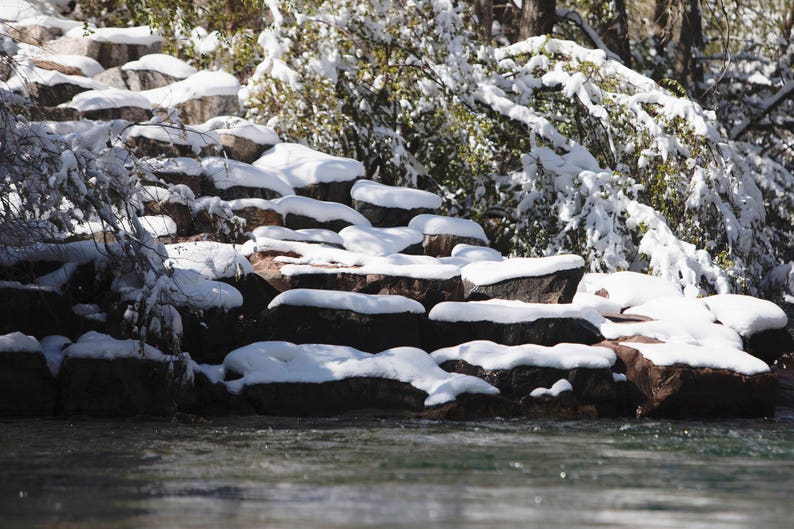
left=602, top=339, right=777, bottom=418
left=0, top=350, right=57, bottom=416
left=60, top=356, right=188, bottom=416
left=242, top=377, right=428, bottom=417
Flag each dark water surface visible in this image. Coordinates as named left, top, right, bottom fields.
left=1, top=416, right=794, bottom=528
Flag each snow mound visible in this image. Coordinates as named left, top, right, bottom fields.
left=227, top=197, right=281, bottom=212
left=141, top=70, right=239, bottom=108
left=127, top=123, right=220, bottom=152
left=254, top=142, right=365, bottom=187
left=601, top=318, right=742, bottom=349
left=199, top=115, right=279, bottom=146
left=529, top=379, right=573, bottom=398
left=625, top=296, right=716, bottom=323
left=702, top=294, right=789, bottom=336
left=65, top=87, right=152, bottom=111
left=268, top=288, right=425, bottom=315
left=140, top=215, right=177, bottom=238
left=122, top=54, right=196, bottom=78
left=201, top=157, right=294, bottom=196
left=339, top=225, right=423, bottom=256
left=165, top=241, right=253, bottom=279
left=462, top=255, right=584, bottom=286
left=274, top=195, right=371, bottom=226
left=451, top=244, right=504, bottom=263
left=572, top=293, right=622, bottom=314
left=280, top=261, right=460, bottom=281
left=142, top=156, right=202, bottom=176
left=577, top=271, right=683, bottom=309
left=41, top=335, right=71, bottom=376
left=170, top=269, right=243, bottom=309
left=65, top=331, right=172, bottom=361
left=431, top=340, right=615, bottom=370
left=350, top=179, right=442, bottom=210
left=0, top=332, right=41, bottom=353
left=429, top=299, right=605, bottom=326
left=65, top=25, right=163, bottom=46
left=620, top=341, right=770, bottom=375
left=408, top=214, right=488, bottom=242
left=250, top=226, right=343, bottom=246
left=221, top=341, right=499, bottom=406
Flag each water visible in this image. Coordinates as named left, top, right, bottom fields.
left=2, top=417, right=794, bottom=529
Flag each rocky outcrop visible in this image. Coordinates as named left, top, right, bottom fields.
left=744, top=328, right=794, bottom=365
left=0, top=350, right=57, bottom=416
left=421, top=234, right=487, bottom=258
left=0, top=284, right=79, bottom=338
left=49, top=36, right=163, bottom=69
left=464, top=267, right=584, bottom=304
left=353, top=202, right=437, bottom=228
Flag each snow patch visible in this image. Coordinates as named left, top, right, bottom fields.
left=350, top=179, right=442, bottom=210
left=339, top=225, right=423, bottom=256
left=408, top=214, right=488, bottom=242
left=429, top=299, right=605, bottom=326
left=703, top=294, right=789, bottom=336
left=254, top=142, right=364, bottom=187
left=274, top=195, right=371, bottom=226
left=620, top=341, right=770, bottom=375
left=268, top=288, right=425, bottom=315
left=431, top=340, right=615, bottom=370
left=462, top=255, right=583, bottom=286
left=529, top=379, right=573, bottom=398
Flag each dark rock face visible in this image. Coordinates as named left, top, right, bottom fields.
left=439, top=359, right=619, bottom=416
left=282, top=212, right=355, bottom=233
left=179, top=308, right=247, bottom=365
left=207, top=183, right=284, bottom=202
left=744, top=328, right=794, bottom=364
left=353, top=201, right=436, bottom=227
left=231, top=206, right=282, bottom=230
left=464, top=267, right=584, bottom=304
left=126, top=134, right=220, bottom=158
left=60, top=356, right=187, bottom=416
left=142, top=200, right=193, bottom=236
left=178, top=370, right=254, bottom=416
left=422, top=317, right=604, bottom=351
left=0, top=351, right=57, bottom=416
left=219, top=134, right=272, bottom=164
left=603, top=340, right=777, bottom=418
left=422, top=234, right=487, bottom=257
left=0, top=285, right=79, bottom=338
left=79, top=106, right=153, bottom=122
left=284, top=271, right=464, bottom=311
left=177, top=95, right=239, bottom=125
left=49, top=37, right=163, bottom=69
left=422, top=393, right=525, bottom=420
left=296, top=179, right=361, bottom=207
left=219, top=273, right=280, bottom=317
left=26, top=81, right=90, bottom=107
left=266, top=305, right=423, bottom=352
left=243, top=377, right=428, bottom=416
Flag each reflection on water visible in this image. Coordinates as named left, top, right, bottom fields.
left=1, top=417, right=793, bottom=528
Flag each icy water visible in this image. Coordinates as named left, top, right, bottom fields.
left=1, top=417, right=794, bottom=529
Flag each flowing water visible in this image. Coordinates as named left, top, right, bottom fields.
left=1, top=416, right=794, bottom=529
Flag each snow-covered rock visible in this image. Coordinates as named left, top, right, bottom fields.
left=274, top=195, right=371, bottom=231
left=409, top=214, right=488, bottom=256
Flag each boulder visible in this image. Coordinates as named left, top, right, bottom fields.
left=142, top=196, right=193, bottom=236
left=197, top=115, right=279, bottom=164
left=421, top=393, right=525, bottom=420
left=142, top=157, right=203, bottom=195
left=177, top=95, right=240, bottom=125
left=353, top=202, right=436, bottom=228
left=49, top=28, right=163, bottom=69
left=409, top=214, right=489, bottom=257
left=602, top=339, right=777, bottom=418
left=31, top=59, right=82, bottom=76
left=177, top=369, right=254, bottom=416
left=0, top=284, right=79, bottom=338
left=0, top=348, right=57, bottom=416
left=462, top=256, right=585, bottom=304
left=248, top=250, right=294, bottom=292
left=275, top=195, right=371, bottom=232
left=350, top=180, right=442, bottom=227
left=26, top=78, right=92, bottom=107
left=229, top=203, right=283, bottom=229
left=744, top=327, right=794, bottom=365
left=219, top=134, right=269, bottom=164
left=126, top=124, right=221, bottom=158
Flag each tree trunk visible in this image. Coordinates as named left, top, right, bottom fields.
left=473, top=0, right=494, bottom=42
left=653, top=0, right=673, bottom=56
left=519, top=0, right=557, bottom=39
left=675, top=0, right=704, bottom=94
left=601, top=0, right=632, bottom=67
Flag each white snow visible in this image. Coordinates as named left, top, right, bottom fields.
left=221, top=341, right=499, bottom=406
left=64, top=331, right=172, bottom=361
left=35, top=262, right=78, bottom=289
left=339, top=225, right=423, bottom=256
left=201, top=157, right=294, bottom=196
left=253, top=142, right=364, bottom=187
left=9, top=66, right=105, bottom=90
left=577, top=271, right=683, bottom=309
left=350, top=179, right=442, bottom=210
left=280, top=261, right=461, bottom=281
left=702, top=294, right=789, bottom=336
left=529, top=379, right=573, bottom=398
left=431, top=340, right=615, bottom=370
left=141, top=70, right=239, bottom=109
left=64, top=25, right=163, bottom=46
left=600, top=318, right=743, bottom=349
left=625, top=296, right=716, bottom=323
left=620, top=341, right=770, bottom=375
left=40, top=335, right=71, bottom=377
left=250, top=226, right=344, bottom=245
left=143, top=156, right=202, bottom=176
left=165, top=241, right=253, bottom=279
left=140, top=215, right=177, bottom=237
left=122, top=54, right=196, bottom=78
left=65, top=87, right=153, bottom=111
left=199, top=115, right=280, bottom=146
left=572, top=292, right=622, bottom=314
left=408, top=214, right=488, bottom=242
left=268, top=288, right=425, bottom=315
left=0, top=332, right=41, bottom=353
left=169, top=269, right=243, bottom=310
left=127, top=124, right=220, bottom=153
left=72, top=303, right=107, bottom=322
left=451, top=244, right=504, bottom=263
left=227, top=197, right=281, bottom=212
left=462, top=255, right=584, bottom=286
left=429, top=299, right=605, bottom=326
left=274, top=195, right=371, bottom=226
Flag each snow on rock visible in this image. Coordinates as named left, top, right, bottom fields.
left=141, top=70, right=239, bottom=108
left=462, top=255, right=584, bottom=286
left=274, top=195, right=371, bottom=226
left=350, top=180, right=442, bottom=210
left=339, top=225, right=423, bottom=256
left=451, top=244, right=504, bottom=263
left=702, top=294, right=789, bottom=336
left=1, top=240, right=118, bottom=266
left=620, top=341, right=770, bottom=376
left=165, top=241, right=253, bottom=279
left=40, top=335, right=71, bottom=376
left=429, top=299, right=605, bottom=326
left=122, top=53, right=196, bottom=78
left=170, top=269, right=243, bottom=310
left=65, top=87, right=152, bottom=111
left=221, top=341, right=499, bottom=406
left=280, top=261, right=460, bottom=281
left=127, top=123, right=220, bottom=152
left=7, top=65, right=105, bottom=90
left=572, top=292, right=622, bottom=314
left=408, top=214, right=488, bottom=242
left=35, top=262, right=78, bottom=289
left=268, top=288, right=425, bottom=315
left=139, top=215, right=177, bottom=238
left=228, top=197, right=281, bottom=212
left=0, top=332, right=41, bottom=353
left=253, top=142, right=365, bottom=187
left=600, top=318, right=743, bottom=349
left=201, top=157, right=294, bottom=196
left=431, top=340, right=616, bottom=370
left=625, top=296, right=716, bottom=323
left=250, top=226, right=343, bottom=246
left=199, top=115, right=279, bottom=146
left=64, top=331, right=172, bottom=361
left=577, top=271, right=683, bottom=308
left=143, top=156, right=203, bottom=177
left=529, top=379, right=573, bottom=398
left=64, top=25, right=163, bottom=46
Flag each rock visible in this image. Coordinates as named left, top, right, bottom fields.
left=142, top=197, right=193, bottom=236
left=31, top=58, right=82, bottom=76
left=602, top=339, right=777, bottom=418
left=229, top=204, right=283, bottom=229
left=197, top=115, right=279, bottom=164
left=48, top=33, right=163, bottom=69
left=91, top=66, right=127, bottom=88
left=143, top=157, right=203, bottom=195
left=0, top=284, right=79, bottom=338
left=283, top=268, right=464, bottom=311
left=744, top=328, right=794, bottom=365
left=248, top=250, right=294, bottom=292
left=0, top=350, right=57, bottom=416
left=421, top=393, right=525, bottom=420
left=80, top=106, right=153, bottom=122
left=126, top=68, right=179, bottom=91
left=126, top=124, right=221, bottom=158
left=409, top=214, right=489, bottom=257
left=242, top=377, right=428, bottom=417
left=6, top=25, right=64, bottom=46
left=353, top=201, right=437, bottom=228
left=462, top=256, right=585, bottom=304
left=178, top=307, right=252, bottom=365
left=421, top=234, right=488, bottom=257
left=275, top=195, right=371, bottom=232
left=26, top=79, right=91, bottom=106
left=350, top=180, right=442, bottom=227
left=59, top=356, right=187, bottom=416
left=520, top=389, right=599, bottom=419
left=219, top=273, right=280, bottom=317
left=220, top=134, right=268, bottom=164
left=177, top=369, right=254, bottom=416
left=177, top=95, right=240, bottom=125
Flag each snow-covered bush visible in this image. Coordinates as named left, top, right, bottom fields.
left=243, top=0, right=788, bottom=301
